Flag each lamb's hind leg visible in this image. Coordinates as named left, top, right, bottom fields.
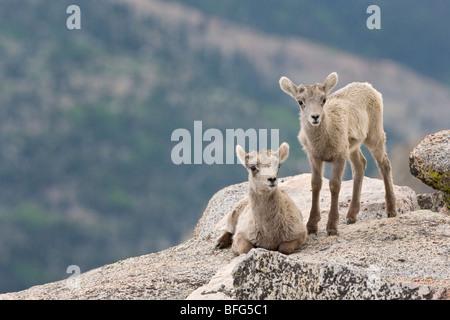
left=278, top=232, right=307, bottom=255
left=346, top=148, right=367, bottom=224
left=232, top=234, right=253, bottom=255
left=366, top=139, right=397, bottom=217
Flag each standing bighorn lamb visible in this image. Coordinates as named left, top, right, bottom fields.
left=279, top=72, right=397, bottom=235
left=216, top=142, right=307, bottom=255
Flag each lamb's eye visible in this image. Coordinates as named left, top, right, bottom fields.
left=322, top=98, right=326, bottom=104
left=278, top=164, right=281, bottom=169
left=250, top=166, right=257, bottom=171
left=298, top=100, right=304, bottom=106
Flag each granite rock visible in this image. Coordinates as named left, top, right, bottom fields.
left=2, top=175, right=448, bottom=300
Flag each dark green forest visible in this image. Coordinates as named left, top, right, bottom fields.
left=0, top=0, right=448, bottom=293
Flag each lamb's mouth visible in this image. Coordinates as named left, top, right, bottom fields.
left=266, top=183, right=276, bottom=188
left=310, top=120, right=320, bottom=126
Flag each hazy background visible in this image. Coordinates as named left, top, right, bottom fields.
left=0, top=0, right=448, bottom=293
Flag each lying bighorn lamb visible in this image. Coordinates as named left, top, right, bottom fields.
left=216, top=142, right=307, bottom=255
left=279, top=72, right=397, bottom=235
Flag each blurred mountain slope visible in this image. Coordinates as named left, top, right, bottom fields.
left=172, top=0, right=450, bottom=86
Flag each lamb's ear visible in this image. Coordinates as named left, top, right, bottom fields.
left=279, top=76, right=298, bottom=98
left=236, top=145, right=247, bottom=167
left=322, top=72, right=338, bottom=94
left=277, top=142, right=290, bottom=163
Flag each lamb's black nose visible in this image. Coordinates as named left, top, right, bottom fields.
left=268, top=177, right=277, bottom=184
left=311, top=115, right=319, bottom=121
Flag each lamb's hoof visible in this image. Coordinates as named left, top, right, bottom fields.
left=215, top=242, right=226, bottom=249
left=327, top=230, right=338, bottom=236
left=216, top=232, right=232, bottom=249
left=346, top=218, right=356, bottom=224
left=307, top=228, right=318, bottom=235
left=387, top=211, right=397, bottom=218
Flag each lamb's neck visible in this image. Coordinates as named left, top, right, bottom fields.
left=248, top=186, right=281, bottom=222
left=301, top=109, right=330, bottom=143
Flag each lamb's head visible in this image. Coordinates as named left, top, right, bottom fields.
left=236, top=142, right=289, bottom=193
left=279, top=72, right=338, bottom=126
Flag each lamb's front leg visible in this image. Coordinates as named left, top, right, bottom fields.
left=327, top=158, right=346, bottom=235
left=306, top=158, right=323, bottom=234
left=216, top=198, right=248, bottom=249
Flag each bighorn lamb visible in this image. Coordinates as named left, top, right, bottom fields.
left=216, top=142, right=307, bottom=255
left=279, top=72, right=397, bottom=235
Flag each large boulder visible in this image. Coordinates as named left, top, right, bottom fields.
left=409, top=130, right=450, bottom=211
left=196, top=174, right=420, bottom=239
left=190, top=210, right=449, bottom=300
left=189, top=175, right=447, bottom=300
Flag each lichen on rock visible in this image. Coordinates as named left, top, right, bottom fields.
left=409, top=130, right=450, bottom=210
